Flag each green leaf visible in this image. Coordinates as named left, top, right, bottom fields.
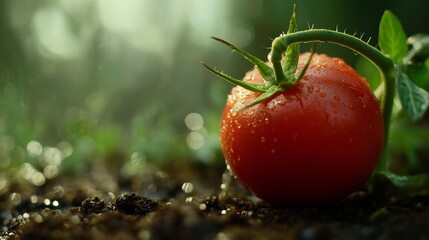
left=373, top=171, right=429, bottom=197
left=282, top=5, right=299, bottom=77
left=211, top=37, right=275, bottom=83
left=379, top=11, right=408, bottom=64
left=396, top=68, right=429, bottom=121
left=402, top=63, right=429, bottom=91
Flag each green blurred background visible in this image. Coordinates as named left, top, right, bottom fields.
left=1, top=0, right=429, bottom=181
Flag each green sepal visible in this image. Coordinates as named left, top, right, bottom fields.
left=294, top=43, right=317, bottom=81
left=282, top=5, right=299, bottom=78
left=379, top=11, right=408, bottom=64
left=211, top=37, right=275, bottom=84
left=280, top=43, right=317, bottom=88
left=239, top=85, right=282, bottom=110
left=396, top=67, right=429, bottom=121
left=201, top=62, right=270, bottom=93
left=203, top=6, right=315, bottom=110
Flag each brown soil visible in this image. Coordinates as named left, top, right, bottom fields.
left=1, top=162, right=429, bottom=240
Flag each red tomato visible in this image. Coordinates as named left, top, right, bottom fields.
left=220, top=53, right=384, bottom=206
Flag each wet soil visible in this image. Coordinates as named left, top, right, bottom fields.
left=1, top=162, right=429, bottom=240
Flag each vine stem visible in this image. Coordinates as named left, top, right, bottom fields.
left=270, top=29, right=396, bottom=171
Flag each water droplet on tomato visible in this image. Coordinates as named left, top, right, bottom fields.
left=307, top=85, right=314, bottom=93
left=261, top=136, right=266, bottom=143
left=264, top=118, right=269, bottom=124
left=319, top=92, right=326, bottom=97
left=271, top=149, right=276, bottom=154
left=334, top=95, right=340, bottom=101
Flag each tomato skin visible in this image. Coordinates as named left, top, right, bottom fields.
left=220, top=53, right=384, bottom=206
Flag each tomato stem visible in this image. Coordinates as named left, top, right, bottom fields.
left=270, top=29, right=396, bottom=171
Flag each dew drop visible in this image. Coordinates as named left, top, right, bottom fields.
left=334, top=95, right=340, bottom=101
left=307, top=85, right=314, bottom=93
left=264, top=118, right=269, bottom=124
left=319, top=92, right=326, bottom=97
left=261, top=136, right=266, bottom=143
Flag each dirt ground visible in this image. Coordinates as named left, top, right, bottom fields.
left=1, top=161, right=429, bottom=240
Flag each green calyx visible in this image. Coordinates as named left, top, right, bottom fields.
left=202, top=6, right=316, bottom=109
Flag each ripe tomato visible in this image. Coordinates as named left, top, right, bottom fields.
left=220, top=53, right=384, bottom=206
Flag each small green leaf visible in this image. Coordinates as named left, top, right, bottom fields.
left=201, top=62, right=269, bottom=93
left=373, top=171, right=429, bottom=197
left=396, top=68, right=429, bottom=121
left=211, top=37, right=275, bottom=83
left=282, top=5, right=299, bottom=77
left=379, top=11, right=408, bottom=64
